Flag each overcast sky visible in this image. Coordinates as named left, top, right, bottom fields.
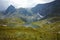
left=0, top=0, right=55, bottom=11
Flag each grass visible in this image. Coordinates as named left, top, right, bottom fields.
left=0, top=17, right=60, bottom=40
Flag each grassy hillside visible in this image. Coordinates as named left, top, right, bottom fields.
left=32, top=17, right=60, bottom=40
left=0, top=17, right=60, bottom=40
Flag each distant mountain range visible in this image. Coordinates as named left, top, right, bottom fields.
left=0, top=0, right=60, bottom=22
left=0, top=5, right=42, bottom=22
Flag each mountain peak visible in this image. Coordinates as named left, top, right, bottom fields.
left=4, top=5, right=16, bottom=15
left=8, top=5, right=15, bottom=8
left=7, top=5, right=16, bottom=11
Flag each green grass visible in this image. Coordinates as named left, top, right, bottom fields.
left=0, top=17, right=60, bottom=40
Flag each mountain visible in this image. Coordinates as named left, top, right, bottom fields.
left=2, top=0, right=60, bottom=22
left=17, top=8, right=32, bottom=16
left=4, top=5, right=16, bottom=15
left=0, top=11, right=4, bottom=19
left=43, top=0, right=60, bottom=19
left=4, top=6, right=43, bottom=23
left=48, top=0, right=60, bottom=17
left=31, top=0, right=60, bottom=17
left=8, top=9, right=43, bottom=23
left=31, top=2, right=55, bottom=16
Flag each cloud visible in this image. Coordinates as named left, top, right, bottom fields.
left=0, top=0, right=55, bottom=11
left=10, top=0, right=55, bottom=8
left=0, top=0, right=10, bottom=11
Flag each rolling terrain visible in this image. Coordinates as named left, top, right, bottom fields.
left=0, top=17, right=60, bottom=40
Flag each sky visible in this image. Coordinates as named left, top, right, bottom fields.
left=0, top=0, right=55, bottom=11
